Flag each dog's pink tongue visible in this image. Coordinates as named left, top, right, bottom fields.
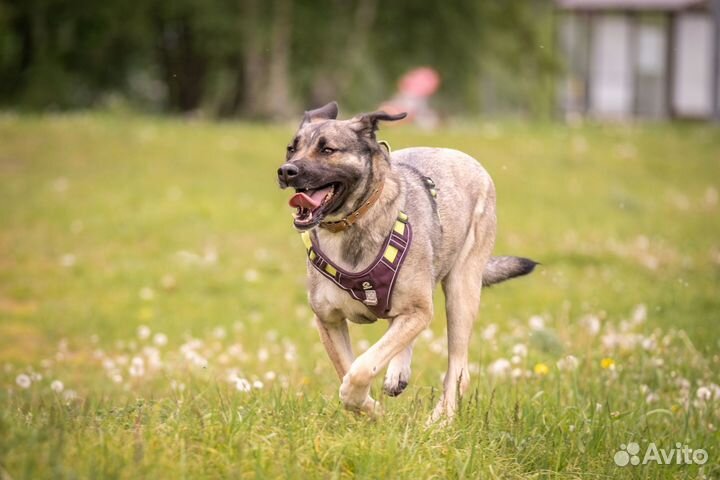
left=288, top=187, right=332, bottom=209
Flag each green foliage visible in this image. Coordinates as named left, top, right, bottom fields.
left=0, top=0, right=558, bottom=116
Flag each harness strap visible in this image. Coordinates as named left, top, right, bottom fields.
left=300, top=211, right=412, bottom=317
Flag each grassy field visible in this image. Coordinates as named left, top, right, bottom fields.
left=0, top=113, right=719, bottom=479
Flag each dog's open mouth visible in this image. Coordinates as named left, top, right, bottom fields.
left=288, top=183, right=341, bottom=229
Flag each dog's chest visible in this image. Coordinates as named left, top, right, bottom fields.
left=308, top=269, right=378, bottom=324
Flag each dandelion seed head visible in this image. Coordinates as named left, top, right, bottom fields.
left=488, top=358, right=511, bottom=378
left=51, top=380, right=64, bottom=393
left=581, top=314, right=601, bottom=336
left=529, top=315, right=545, bottom=331
left=153, top=332, right=168, bottom=346
left=63, top=390, right=77, bottom=402
left=257, top=348, right=269, bottom=362
left=129, top=356, right=145, bottom=377
left=235, top=378, right=251, bottom=392
left=139, top=287, right=155, bottom=301
left=137, top=325, right=151, bottom=341
left=512, top=343, right=528, bottom=357
left=243, top=269, right=259, bottom=282
left=481, top=324, right=498, bottom=341
left=59, top=253, right=77, bottom=268
left=15, top=374, right=31, bottom=389
left=556, top=355, right=579, bottom=371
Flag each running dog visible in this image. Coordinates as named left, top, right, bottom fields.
left=277, top=102, right=537, bottom=422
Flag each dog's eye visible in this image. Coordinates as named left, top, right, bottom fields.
left=286, top=145, right=295, bottom=154
left=321, top=147, right=335, bottom=155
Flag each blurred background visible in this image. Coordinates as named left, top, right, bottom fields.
left=1, top=0, right=717, bottom=121
left=1, top=2, right=720, bottom=477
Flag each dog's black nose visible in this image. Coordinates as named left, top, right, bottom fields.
left=277, top=163, right=299, bottom=184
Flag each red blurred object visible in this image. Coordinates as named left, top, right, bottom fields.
left=398, top=67, right=441, bottom=98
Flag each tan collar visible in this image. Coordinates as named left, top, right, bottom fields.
left=320, top=181, right=384, bottom=233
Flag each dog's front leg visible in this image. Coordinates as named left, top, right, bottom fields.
left=314, top=315, right=355, bottom=379
left=340, top=308, right=431, bottom=415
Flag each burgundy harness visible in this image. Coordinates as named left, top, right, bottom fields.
left=300, top=212, right=412, bottom=317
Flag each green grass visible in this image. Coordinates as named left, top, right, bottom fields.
left=0, top=112, right=719, bottom=479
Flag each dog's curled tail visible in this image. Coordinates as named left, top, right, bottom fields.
left=482, top=256, right=538, bottom=287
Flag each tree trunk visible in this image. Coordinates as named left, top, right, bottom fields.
left=265, top=0, right=294, bottom=119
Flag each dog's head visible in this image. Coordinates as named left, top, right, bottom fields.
left=278, top=101, right=406, bottom=231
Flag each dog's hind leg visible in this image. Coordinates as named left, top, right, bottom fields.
left=383, top=339, right=415, bottom=397
left=430, top=202, right=496, bottom=424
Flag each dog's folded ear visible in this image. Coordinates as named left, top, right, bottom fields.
left=350, top=110, right=408, bottom=139
left=301, top=101, right=339, bottom=126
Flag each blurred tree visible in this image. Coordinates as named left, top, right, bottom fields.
left=0, top=0, right=558, bottom=117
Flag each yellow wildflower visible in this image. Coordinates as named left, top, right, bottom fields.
left=534, top=363, right=549, bottom=376
left=600, top=358, right=615, bottom=369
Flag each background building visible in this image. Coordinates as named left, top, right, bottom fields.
left=556, top=0, right=720, bottom=120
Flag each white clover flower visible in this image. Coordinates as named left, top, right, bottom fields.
left=50, top=380, right=64, bottom=393
left=357, top=339, right=371, bottom=351
left=512, top=343, right=528, bottom=357
left=137, top=325, right=151, bottom=341
left=528, top=315, right=545, bottom=331
left=252, top=380, right=264, bottom=389
left=488, top=358, right=511, bottom=378
left=556, top=355, right=579, bottom=371
left=264, top=371, right=277, bottom=381
left=15, top=374, right=31, bottom=389
left=235, top=378, right=251, bottom=392
left=153, top=332, right=168, bottom=346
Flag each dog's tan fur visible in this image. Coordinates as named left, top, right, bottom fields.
left=278, top=102, right=536, bottom=422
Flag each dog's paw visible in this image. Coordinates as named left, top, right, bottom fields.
left=383, top=366, right=410, bottom=397
left=383, top=377, right=408, bottom=397
left=427, top=396, right=456, bottom=426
